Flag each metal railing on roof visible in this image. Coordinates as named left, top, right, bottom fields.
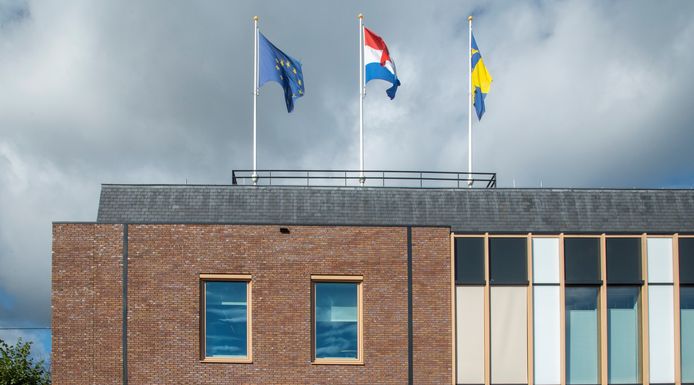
left=231, top=170, right=496, bottom=189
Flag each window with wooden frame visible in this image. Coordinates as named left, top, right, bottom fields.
left=605, top=237, right=643, bottom=384
left=311, top=275, right=363, bottom=365
left=679, top=236, right=694, bottom=382
left=200, top=274, right=252, bottom=363
left=564, top=237, right=602, bottom=385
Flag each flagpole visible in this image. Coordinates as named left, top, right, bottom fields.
left=252, top=16, right=259, bottom=185
left=358, top=13, right=365, bottom=186
left=468, top=15, right=473, bottom=188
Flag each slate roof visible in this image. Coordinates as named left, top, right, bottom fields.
left=94, top=184, right=694, bottom=233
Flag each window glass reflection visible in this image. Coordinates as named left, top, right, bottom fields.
left=607, top=287, right=640, bottom=384
left=315, top=282, right=358, bottom=359
left=681, top=287, right=694, bottom=382
left=205, top=281, right=248, bottom=358
left=566, top=287, right=599, bottom=385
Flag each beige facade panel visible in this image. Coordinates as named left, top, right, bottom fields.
left=491, top=286, right=528, bottom=384
left=456, top=286, right=486, bottom=384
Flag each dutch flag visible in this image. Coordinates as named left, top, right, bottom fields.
left=364, top=27, right=401, bottom=99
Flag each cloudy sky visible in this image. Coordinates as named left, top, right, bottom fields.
left=1, top=0, right=694, bottom=365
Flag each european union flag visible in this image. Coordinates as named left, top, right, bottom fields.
left=258, top=32, right=305, bottom=113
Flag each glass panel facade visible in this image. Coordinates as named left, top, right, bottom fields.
left=647, top=238, right=673, bottom=283
left=566, top=287, right=599, bottom=385
left=491, top=286, right=528, bottom=384
left=456, top=286, right=485, bottom=384
left=565, top=238, right=601, bottom=284
left=489, top=238, right=527, bottom=285
left=204, top=281, right=248, bottom=358
left=649, top=286, right=675, bottom=383
left=606, top=238, right=642, bottom=284
left=607, top=287, right=640, bottom=384
left=315, top=282, right=358, bottom=359
left=456, top=237, right=486, bottom=284
left=534, top=286, right=561, bottom=385
left=533, top=238, right=560, bottom=284
left=682, top=287, right=694, bottom=382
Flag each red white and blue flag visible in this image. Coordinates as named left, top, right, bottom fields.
left=364, top=27, right=401, bottom=99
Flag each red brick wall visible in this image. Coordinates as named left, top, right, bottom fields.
left=52, top=224, right=451, bottom=385
left=52, top=224, right=123, bottom=385
left=412, top=227, right=453, bottom=384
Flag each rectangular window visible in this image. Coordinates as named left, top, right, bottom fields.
left=312, top=275, right=363, bottom=364
left=565, top=238, right=601, bottom=285
left=455, top=237, right=485, bottom=284
left=607, top=287, right=641, bottom=384
left=606, top=238, right=642, bottom=284
left=200, top=274, right=252, bottom=363
left=681, top=238, right=694, bottom=284
left=566, top=286, right=600, bottom=385
left=489, top=238, right=528, bottom=285
left=682, top=287, right=694, bottom=382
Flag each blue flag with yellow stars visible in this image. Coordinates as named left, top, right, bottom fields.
left=258, top=32, right=304, bottom=113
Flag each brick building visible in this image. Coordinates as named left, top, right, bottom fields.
left=52, top=182, right=694, bottom=385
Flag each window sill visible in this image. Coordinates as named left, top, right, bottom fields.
left=312, top=358, right=364, bottom=366
left=201, top=357, right=253, bottom=364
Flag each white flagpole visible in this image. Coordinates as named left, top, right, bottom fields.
left=358, top=13, right=365, bottom=186
left=252, top=16, right=259, bottom=185
left=468, top=15, right=473, bottom=188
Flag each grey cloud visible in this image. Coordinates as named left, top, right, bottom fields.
left=1, top=0, right=694, bottom=339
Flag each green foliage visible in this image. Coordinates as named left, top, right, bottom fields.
left=0, top=338, right=51, bottom=385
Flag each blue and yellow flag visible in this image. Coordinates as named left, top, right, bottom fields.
left=471, top=33, right=492, bottom=120
left=258, top=32, right=304, bottom=113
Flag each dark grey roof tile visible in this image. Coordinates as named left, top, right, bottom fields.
left=96, top=185, right=694, bottom=233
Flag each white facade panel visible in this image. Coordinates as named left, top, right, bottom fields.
left=648, top=285, right=675, bottom=383
left=647, top=238, right=673, bottom=283
left=533, top=238, right=560, bottom=284
left=534, top=286, right=561, bottom=385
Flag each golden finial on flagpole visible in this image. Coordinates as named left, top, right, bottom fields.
left=358, top=13, right=363, bottom=19
left=468, top=15, right=473, bottom=21
left=253, top=16, right=259, bottom=21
